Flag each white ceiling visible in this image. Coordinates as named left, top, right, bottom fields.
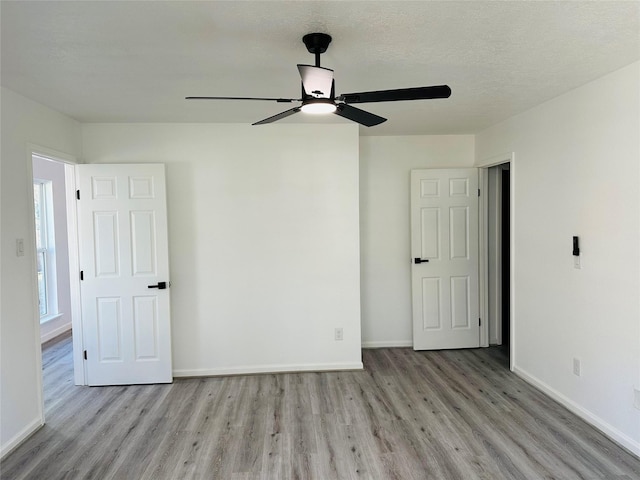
left=2, top=1, right=638, bottom=136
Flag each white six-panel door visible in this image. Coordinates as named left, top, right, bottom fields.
left=77, top=164, right=172, bottom=385
left=411, top=168, right=480, bottom=350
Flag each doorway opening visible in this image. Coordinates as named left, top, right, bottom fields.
left=29, top=148, right=85, bottom=396
left=500, top=167, right=510, bottom=354
left=487, top=162, right=511, bottom=367
left=32, top=155, right=73, bottom=344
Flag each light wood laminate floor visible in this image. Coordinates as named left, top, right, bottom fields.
left=2, top=332, right=639, bottom=479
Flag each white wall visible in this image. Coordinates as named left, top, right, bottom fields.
left=476, top=62, right=640, bottom=454
left=359, top=135, right=475, bottom=347
left=1, top=87, right=81, bottom=457
left=82, top=123, right=362, bottom=375
left=32, top=156, right=73, bottom=343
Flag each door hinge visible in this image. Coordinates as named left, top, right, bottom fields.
left=478, top=188, right=481, bottom=197
left=479, top=318, right=482, bottom=326
left=76, top=189, right=80, bottom=200
left=80, top=270, right=84, bottom=281
left=83, top=350, right=87, bottom=360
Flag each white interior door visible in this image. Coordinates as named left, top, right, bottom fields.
left=77, top=164, right=172, bottom=385
left=411, top=168, right=480, bottom=350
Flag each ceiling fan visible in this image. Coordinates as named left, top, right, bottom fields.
left=186, top=33, right=451, bottom=127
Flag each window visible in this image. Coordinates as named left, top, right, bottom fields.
left=33, top=180, right=58, bottom=320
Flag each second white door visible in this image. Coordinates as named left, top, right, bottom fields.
left=411, top=168, right=480, bottom=350
left=77, top=163, right=172, bottom=385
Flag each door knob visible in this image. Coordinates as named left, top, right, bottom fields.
left=414, top=258, right=429, bottom=264
left=148, top=281, right=169, bottom=289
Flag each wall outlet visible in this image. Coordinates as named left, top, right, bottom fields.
left=334, top=328, right=343, bottom=341
left=634, top=389, right=640, bottom=410
left=573, top=358, right=581, bottom=377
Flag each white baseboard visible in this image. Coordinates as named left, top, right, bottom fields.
left=40, top=322, right=71, bottom=344
left=1, top=417, right=44, bottom=460
left=361, top=340, right=413, bottom=348
left=513, top=366, right=640, bottom=457
left=174, top=361, right=364, bottom=378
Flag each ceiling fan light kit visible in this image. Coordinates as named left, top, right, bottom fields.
left=300, top=98, right=337, bottom=114
left=186, top=32, right=451, bottom=127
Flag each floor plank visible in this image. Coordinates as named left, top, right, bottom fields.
left=2, top=332, right=639, bottom=479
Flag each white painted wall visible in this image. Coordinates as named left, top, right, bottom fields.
left=476, top=62, right=640, bottom=454
left=359, top=135, right=475, bottom=347
left=32, top=156, right=73, bottom=343
left=0, top=87, right=81, bottom=457
left=81, top=123, right=362, bottom=375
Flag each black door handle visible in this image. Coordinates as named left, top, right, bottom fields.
left=414, top=258, right=429, bottom=264
left=148, top=281, right=169, bottom=289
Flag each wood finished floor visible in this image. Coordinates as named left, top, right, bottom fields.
left=2, top=333, right=639, bottom=480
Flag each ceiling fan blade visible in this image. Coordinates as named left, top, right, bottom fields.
left=297, top=65, right=334, bottom=98
left=339, top=85, right=451, bottom=104
left=334, top=104, right=386, bottom=127
left=252, top=107, right=301, bottom=125
left=186, top=96, right=298, bottom=103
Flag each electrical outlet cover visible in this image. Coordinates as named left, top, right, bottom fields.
left=573, top=358, right=581, bottom=377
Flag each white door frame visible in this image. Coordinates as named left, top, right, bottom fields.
left=478, top=152, right=515, bottom=371
left=65, top=162, right=85, bottom=385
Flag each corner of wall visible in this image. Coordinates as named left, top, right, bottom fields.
left=0, top=416, right=44, bottom=460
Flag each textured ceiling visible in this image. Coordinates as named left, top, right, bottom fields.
left=1, top=1, right=639, bottom=135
